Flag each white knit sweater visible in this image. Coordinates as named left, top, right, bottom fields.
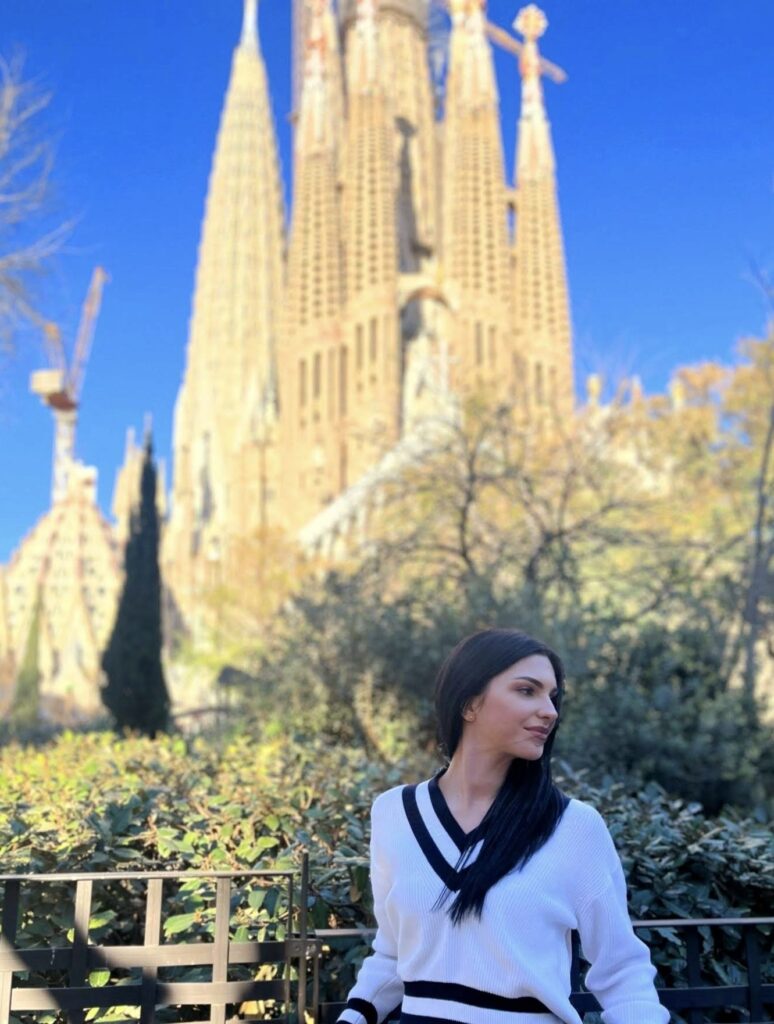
left=336, top=770, right=670, bottom=1024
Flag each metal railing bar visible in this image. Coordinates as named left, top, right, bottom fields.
left=11, top=979, right=288, bottom=1012
left=140, top=876, right=163, bottom=1024
left=69, top=878, right=93, bottom=1024
left=210, top=876, right=231, bottom=1024
left=0, top=871, right=293, bottom=882
left=745, top=927, right=763, bottom=1023
left=628, top=916, right=774, bottom=928
left=684, top=927, right=703, bottom=1024
left=0, top=880, right=20, bottom=1024
left=569, top=931, right=582, bottom=993
left=298, top=853, right=308, bottom=1024
left=661, top=983, right=765, bottom=1008
left=311, top=916, right=774, bottom=937
left=312, top=939, right=320, bottom=1024
left=287, top=869, right=294, bottom=1024
left=0, top=883, right=20, bottom=942
left=0, top=938, right=323, bottom=973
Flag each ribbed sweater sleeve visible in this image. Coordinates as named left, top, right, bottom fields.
left=336, top=795, right=404, bottom=1024
left=578, top=822, right=671, bottom=1024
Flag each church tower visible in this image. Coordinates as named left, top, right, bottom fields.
left=511, top=4, right=573, bottom=418
left=340, top=0, right=401, bottom=484
left=441, top=0, right=512, bottom=401
left=340, top=0, right=437, bottom=271
left=165, top=0, right=285, bottom=624
left=159, top=0, right=578, bottom=634
left=277, top=0, right=346, bottom=532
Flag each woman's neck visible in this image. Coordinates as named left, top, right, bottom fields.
left=438, top=749, right=512, bottom=810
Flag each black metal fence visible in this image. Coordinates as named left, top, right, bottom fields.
left=0, top=864, right=321, bottom=1024
left=1, top=867, right=771, bottom=1023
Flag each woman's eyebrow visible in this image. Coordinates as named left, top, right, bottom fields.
left=513, top=675, right=559, bottom=692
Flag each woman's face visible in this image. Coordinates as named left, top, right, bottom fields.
left=464, top=654, right=560, bottom=760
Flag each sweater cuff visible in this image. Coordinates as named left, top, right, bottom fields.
left=336, top=997, right=378, bottom=1024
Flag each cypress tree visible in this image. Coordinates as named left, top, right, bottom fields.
left=11, top=593, right=42, bottom=729
left=101, top=430, right=170, bottom=736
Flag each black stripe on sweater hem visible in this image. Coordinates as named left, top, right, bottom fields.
left=342, top=997, right=378, bottom=1024
left=404, top=981, right=552, bottom=1013
left=399, top=1014, right=471, bottom=1024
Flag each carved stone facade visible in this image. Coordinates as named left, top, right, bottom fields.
left=165, top=0, right=575, bottom=630
left=0, top=466, right=122, bottom=724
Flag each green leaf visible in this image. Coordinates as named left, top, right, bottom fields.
left=248, top=890, right=266, bottom=911
left=89, top=910, right=117, bottom=930
left=254, top=836, right=279, bottom=852
left=164, top=913, right=198, bottom=935
left=89, top=970, right=111, bottom=987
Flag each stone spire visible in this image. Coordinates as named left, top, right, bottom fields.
left=278, top=0, right=346, bottom=532
left=511, top=4, right=573, bottom=418
left=1, top=466, right=121, bottom=725
left=112, top=425, right=167, bottom=549
left=340, top=0, right=401, bottom=484
left=164, top=0, right=285, bottom=627
left=441, top=0, right=512, bottom=398
left=341, top=0, right=437, bottom=271
left=241, top=0, right=259, bottom=51
left=295, top=0, right=343, bottom=162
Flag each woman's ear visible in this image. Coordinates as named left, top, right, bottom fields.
left=462, top=696, right=480, bottom=722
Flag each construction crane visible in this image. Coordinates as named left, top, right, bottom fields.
left=30, top=266, right=109, bottom=504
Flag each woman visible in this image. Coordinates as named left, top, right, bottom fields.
left=335, top=628, right=670, bottom=1024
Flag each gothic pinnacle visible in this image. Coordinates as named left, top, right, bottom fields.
left=353, top=0, right=380, bottom=86
left=241, top=0, right=259, bottom=52
left=513, top=4, right=547, bottom=80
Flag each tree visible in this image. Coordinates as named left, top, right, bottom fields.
left=0, top=54, right=71, bottom=350
left=102, top=431, right=170, bottom=736
left=10, top=592, right=42, bottom=729
left=726, top=330, right=774, bottom=703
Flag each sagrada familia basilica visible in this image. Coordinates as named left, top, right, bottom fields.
left=165, top=0, right=573, bottom=629
left=0, top=0, right=574, bottom=720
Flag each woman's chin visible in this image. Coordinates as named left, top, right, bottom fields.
left=513, top=743, right=544, bottom=759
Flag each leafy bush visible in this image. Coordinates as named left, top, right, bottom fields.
left=556, top=621, right=774, bottom=817
left=235, top=567, right=774, bottom=818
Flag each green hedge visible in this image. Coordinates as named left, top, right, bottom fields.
left=0, top=730, right=771, bottom=1022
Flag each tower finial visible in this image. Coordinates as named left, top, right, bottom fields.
left=241, top=0, right=259, bottom=52
left=514, top=5, right=547, bottom=83
left=514, top=4, right=547, bottom=45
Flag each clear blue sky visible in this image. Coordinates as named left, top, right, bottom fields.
left=1, top=0, right=772, bottom=562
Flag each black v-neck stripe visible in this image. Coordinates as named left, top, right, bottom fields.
left=428, top=771, right=487, bottom=853
left=402, top=784, right=468, bottom=890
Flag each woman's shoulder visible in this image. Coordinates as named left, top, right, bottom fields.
left=371, top=781, right=408, bottom=818
left=562, top=796, right=614, bottom=844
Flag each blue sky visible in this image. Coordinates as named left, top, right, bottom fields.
left=0, top=0, right=772, bottom=562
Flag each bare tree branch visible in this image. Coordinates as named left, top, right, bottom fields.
left=0, top=52, right=73, bottom=348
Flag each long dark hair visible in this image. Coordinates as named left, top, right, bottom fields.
left=432, top=627, right=570, bottom=925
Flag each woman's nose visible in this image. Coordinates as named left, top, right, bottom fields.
left=541, top=699, right=558, bottom=720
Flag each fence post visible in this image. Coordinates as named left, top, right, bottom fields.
left=69, top=879, right=94, bottom=1024
left=298, top=853, right=309, bottom=1024
left=684, top=928, right=703, bottom=1024
left=745, top=927, right=763, bottom=1022
left=140, top=877, right=164, bottom=1024
left=210, top=877, right=231, bottom=1024
left=0, top=880, right=20, bottom=1023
